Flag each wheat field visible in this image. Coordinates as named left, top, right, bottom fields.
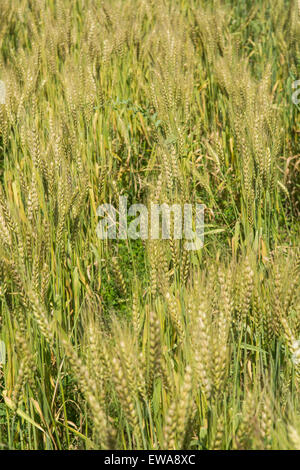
left=0, top=0, right=299, bottom=450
